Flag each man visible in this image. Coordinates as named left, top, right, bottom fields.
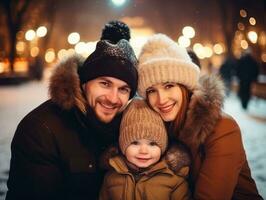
left=6, top=21, right=138, bottom=200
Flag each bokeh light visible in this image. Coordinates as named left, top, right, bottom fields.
left=182, top=26, right=195, bottom=38
left=25, top=29, right=36, bottom=41
left=68, top=32, right=80, bottom=45
left=247, top=31, right=258, bottom=43
left=36, top=26, right=47, bottom=37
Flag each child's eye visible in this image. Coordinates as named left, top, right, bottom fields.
left=149, top=141, right=158, bottom=146
left=131, top=141, right=139, bottom=145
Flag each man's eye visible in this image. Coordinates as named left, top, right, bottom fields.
left=131, top=141, right=139, bottom=145
left=99, top=81, right=109, bottom=87
left=119, top=87, right=130, bottom=94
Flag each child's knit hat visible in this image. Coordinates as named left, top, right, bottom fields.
left=119, top=99, right=168, bottom=154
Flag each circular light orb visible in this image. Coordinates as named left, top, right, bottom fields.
left=25, top=29, right=36, bottom=41
left=240, top=40, right=249, bottom=49
left=68, top=32, right=80, bottom=45
left=30, top=47, right=40, bottom=57
left=247, top=31, right=258, bottom=44
left=249, top=17, right=256, bottom=26
left=45, top=49, right=56, bottom=63
left=75, top=42, right=87, bottom=55
left=213, top=43, right=224, bottom=55
left=182, top=26, right=195, bottom=38
left=111, top=0, right=126, bottom=6
left=240, top=9, right=247, bottom=18
left=16, top=41, right=26, bottom=52
left=178, top=36, right=191, bottom=48
left=36, top=26, right=47, bottom=37
left=57, top=49, right=68, bottom=60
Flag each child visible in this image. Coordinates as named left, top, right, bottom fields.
left=99, top=99, right=191, bottom=200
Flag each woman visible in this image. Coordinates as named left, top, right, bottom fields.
left=136, top=33, right=262, bottom=200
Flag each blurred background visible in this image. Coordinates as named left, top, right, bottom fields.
left=0, top=0, right=265, bottom=199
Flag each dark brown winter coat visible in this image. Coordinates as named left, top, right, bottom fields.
left=6, top=55, right=121, bottom=200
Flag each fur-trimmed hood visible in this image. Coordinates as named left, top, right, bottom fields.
left=179, top=75, right=225, bottom=149
left=49, top=54, right=87, bottom=113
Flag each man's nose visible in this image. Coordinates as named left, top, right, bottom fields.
left=106, top=88, right=119, bottom=104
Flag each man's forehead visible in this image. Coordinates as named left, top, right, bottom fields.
left=97, top=76, right=129, bottom=87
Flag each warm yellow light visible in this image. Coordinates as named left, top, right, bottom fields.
left=68, top=32, right=80, bottom=45
left=57, top=49, right=68, bottom=60
left=0, top=61, right=9, bottom=73
left=178, top=36, right=190, bottom=48
left=67, top=48, right=76, bottom=56
left=261, top=53, right=266, bottom=62
left=204, top=46, right=213, bottom=58
left=45, top=49, right=56, bottom=63
left=36, top=26, right=47, bottom=37
left=258, top=31, right=266, bottom=46
left=182, top=26, right=195, bottom=38
left=249, top=17, right=256, bottom=25
left=25, top=29, right=36, bottom=41
left=237, top=23, right=245, bottom=31
left=87, top=42, right=97, bottom=55
left=193, top=43, right=205, bottom=59
left=30, top=47, right=40, bottom=57
left=213, top=43, right=224, bottom=55
left=240, top=40, right=249, bottom=49
left=247, top=31, right=258, bottom=43
left=240, top=9, right=247, bottom=17
left=16, top=41, right=26, bottom=53
left=16, top=31, right=24, bottom=40
left=75, top=42, right=87, bottom=55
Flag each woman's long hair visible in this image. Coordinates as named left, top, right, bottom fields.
left=168, top=84, right=191, bottom=140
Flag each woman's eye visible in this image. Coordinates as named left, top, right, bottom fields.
left=146, top=89, right=155, bottom=94
left=165, top=83, right=175, bottom=89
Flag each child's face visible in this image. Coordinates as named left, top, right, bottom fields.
left=125, top=139, right=161, bottom=168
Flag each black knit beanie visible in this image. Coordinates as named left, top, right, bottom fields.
left=78, top=20, right=138, bottom=99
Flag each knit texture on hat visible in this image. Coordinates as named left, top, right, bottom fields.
left=137, top=33, right=200, bottom=98
left=78, top=39, right=138, bottom=98
left=119, top=99, right=168, bottom=154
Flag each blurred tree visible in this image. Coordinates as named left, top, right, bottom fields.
left=0, top=0, right=56, bottom=73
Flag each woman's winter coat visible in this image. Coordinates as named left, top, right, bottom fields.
left=6, top=55, right=121, bottom=200
left=175, top=75, right=262, bottom=200
left=99, top=156, right=191, bottom=200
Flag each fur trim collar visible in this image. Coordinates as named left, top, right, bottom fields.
left=179, top=75, right=225, bottom=148
left=49, top=54, right=87, bottom=113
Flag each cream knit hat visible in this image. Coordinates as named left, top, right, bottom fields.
left=137, top=33, right=200, bottom=98
left=119, top=99, right=168, bottom=154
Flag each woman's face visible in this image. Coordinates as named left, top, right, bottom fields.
left=146, top=82, right=183, bottom=122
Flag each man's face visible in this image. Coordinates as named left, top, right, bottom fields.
left=83, top=76, right=131, bottom=123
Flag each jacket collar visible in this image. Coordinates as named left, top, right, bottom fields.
left=179, top=75, right=225, bottom=149
left=49, top=54, right=87, bottom=114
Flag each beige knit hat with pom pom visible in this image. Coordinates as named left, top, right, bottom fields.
left=137, top=33, right=200, bottom=98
